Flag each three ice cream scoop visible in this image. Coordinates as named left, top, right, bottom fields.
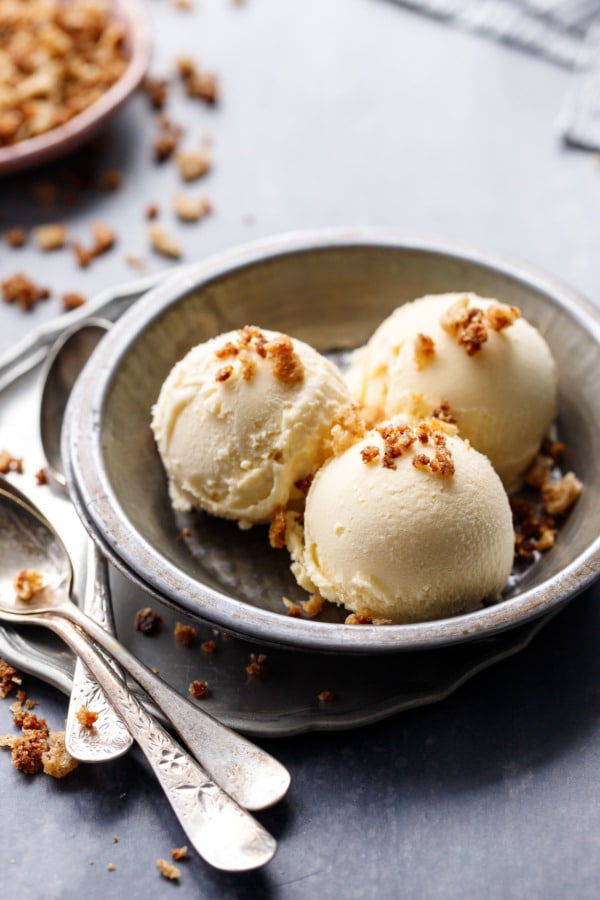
left=151, top=296, right=558, bottom=624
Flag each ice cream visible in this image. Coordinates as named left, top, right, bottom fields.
left=286, top=418, right=514, bottom=623
left=347, top=293, right=557, bottom=492
left=151, top=325, right=353, bottom=527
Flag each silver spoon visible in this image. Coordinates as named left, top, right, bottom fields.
left=0, top=487, right=290, bottom=812
left=0, top=491, right=275, bottom=871
left=39, top=319, right=133, bottom=762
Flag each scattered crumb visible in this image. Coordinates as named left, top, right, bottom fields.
left=345, top=610, right=374, bottom=625
left=269, top=506, right=287, bottom=549
left=14, top=569, right=44, bottom=602
left=1, top=273, right=50, bottom=310
left=0, top=659, right=22, bottom=699
left=113, top=837, right=119, bottom=844
left=145, top=203, right=160, bottom=220
left=107, top=864, right=116, bottom=872
left=317, top=690, right=335, bottom=702
left=76, top=705, right=99, bottom=729
left=301, top=594, right=324, bottom=618
left=32, top=224, right=68, bottom=251
left=99, top=168, right=122, bottom=192
left=414, top=333, right=435, bottom=369
left=142, top=76, right=169, bottom=111
left=62, top=292, right=86, bottom=311
left=283, top=598, right=303, bottom=617
left=42, top=732, right=79, bottom=779
left=173, top=192, right=212, bottom=222
left=245, top=653, right=267, bottom=677
left=0, top=449, right=23, bottom=473
left=5, top=228, right=26, bottom=248
left=541, top=472, right=583, bottom=516
left=174, top=622, right=197, bottom=646
left=157, top=858, right=180, bottom=881
left=200, top=639, right=216, bottom=654
left=188, top=680, right=209, bottom=699
left=171, top=846, right=188, bottom=861
left=177, top=56, right=219, bottom=104
left=176, top=147, right=212, bottom=181
left=148, top=223, right=182, bottom=259
left=134, top=607, right=163, bottom=636
left=35, top=468, right=48, bottom=485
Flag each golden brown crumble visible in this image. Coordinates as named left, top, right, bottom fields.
left=317, top=690, right=335, bottom=702
left=152, top=121, right=183, bottom=162
left=377, top=423, right=418, bottom=469
left=148, top=223, right=182, bottom=259
left=266, top=334, right=305, bottom=384
left=430, top=399, right=456, bottom=424
left=145, top=203, right=160, bottom=220
left=0, top=449, right=24, bottom=473
left=42, top=733, right=79, bottom=778
left=541, top=472, right=583, bottom=517
left=5, top=228, right=27, bottom=248
left=173, top=192, right=212, bottom=223
left=171, top=846, right=188, bottom=861
left=511, top=496, right=557, bottom=560
left=283, top=598, right=303, bottom=617
left=177, top=56, right=219, bottom=104
left=1, top=697, right=77, bottom=778
left=14, top=569, right=45, bottom=602
left=1, top=273, right=50, bottom=310
left=325, top=403, right=368, bottom=457
left=215, top=364, right=234, bottom=382
left=246, top=653, right=267, bottom=677
left=107, top=864, right=116, bottom=872
left=294, top=474, right=314, bottom=496
left=76, top=705, right=98, bottom=729
left=134, top=607, right=163, bottom=636
left=176, top=147, right=212, bottom=181
left=414, top=333, right=435, bottom=369
left=0, top=660, right=22, bottom=699
left=301, top=594, right=324, bottom=617
left=142, top=76, right=169, bottom=111
left=361, top=445, right=380, bottom=464
left=200, top=639, right=216, bottom=654
left=62, top=292, right=86, bottom=311
left=0, top=0, right=128, bottom=149
left=35, top=468, right=48, bottom=485
left=345, top=610, right=373, bottom=625
left=174, top=622, right=198, bottom=646
left=269, top=506, right=287, bottom=549
left=188, top=680, right=209, bottom=699
left=157, top=858, right=180, bottom=881
left=32, top=224, right=68, bottom=252
left=440, top=296, right=521, bottom=356
left=212, top=327, right=306, bottom=387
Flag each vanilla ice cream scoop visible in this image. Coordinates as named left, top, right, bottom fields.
left=347, top=293, right=557, bottom=492
left=151, top=326, right=353, bottom=527
left=286, top=419, right=514, bottom=623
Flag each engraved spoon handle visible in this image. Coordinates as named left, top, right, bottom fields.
left=44, top=613, right=276, bottom=871
left=64, top=542, right=133, bottom=761
left=58, top=600, right=290, bottom=811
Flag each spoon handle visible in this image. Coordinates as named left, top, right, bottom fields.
left=43, top=613, right=276, bottom=872
left=62, top=601, right=290, bottom=812
left=64, top=543, right=133, bottom=762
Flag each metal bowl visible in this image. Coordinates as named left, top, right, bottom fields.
left=64, top=229, right=600, bottom=653
left=0, top=0, right=151, bottom=177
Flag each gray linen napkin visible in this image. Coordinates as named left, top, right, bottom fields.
left=389, top=0, right=600, bottom=148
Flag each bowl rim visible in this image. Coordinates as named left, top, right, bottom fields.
left=0, top=0, right=152, bottom=177
left=64, top=227, right=600, bottom=653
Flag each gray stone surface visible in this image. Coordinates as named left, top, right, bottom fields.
left=0, top=1, right=599, bottom=897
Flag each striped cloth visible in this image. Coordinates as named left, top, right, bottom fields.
left=391, top=0, right=600, bottom=148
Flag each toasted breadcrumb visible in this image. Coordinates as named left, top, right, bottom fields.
left=188, top=680, right=209, bottom=699
left=14, top=569, right=44, bottom=602
left=142, top=76, right=169, bottom=110
left=0, top=449, right=24, bottom=473
left=325, top=403, right=368, bottom=457
left=157, top=858, right=180, bottom=881
left=76, top=705, right=98, bottom=729
left=283, top=598, right=303, bottom=617
left=177, top=56, right=219, bottom=104
left=301, top=594, right=324, bottom=617
left=62, top=292, right=86, bottom=311
left=200, top=639, right=216, bottom=654
left=266, top=334, right=304, bottom=384
left=0, top=660, right=22, bottom=699
left=269, top=506, right=287, bottom=549
left=317, top=690, right=335, bottom=702
left=32, top=224, right=68, bottom=251
left=345, top=610, right=373, bottom=625
left=176, top=147, right=212, bottom=181
left=1, top=273, right=50, bottom=310
left=152, top=121, right=183, bottom=162
left=42, top=732, right=79, bottom=778
left=486, top=303, right=521, bottom=331
left=148, top=223, right=182, bottom=259
left=173, top=192, right=212, bottom=222
left=171, top=845, right=188, bottom=861
left=541, top=472, right=583, bottom=516
left=134, top=607, right=163, bottom=636
left=246, top=653, right=267, bottom=677
left=5, top=228, right=26, bottom=248
left=35, top=468, right=48, bottom=485
left=414, top=333, right=435, bottom=369
left=174, top=622, right=197, bottom=646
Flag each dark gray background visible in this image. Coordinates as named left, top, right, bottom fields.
left=1, top=1, right=599, bottom=897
